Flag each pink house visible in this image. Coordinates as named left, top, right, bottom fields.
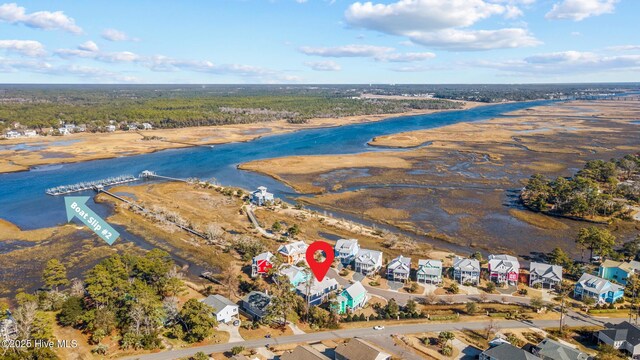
left=488, top=254, right=520, bottom=286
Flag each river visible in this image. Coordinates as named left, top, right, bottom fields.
left=0, top=100, right=551, bottom=234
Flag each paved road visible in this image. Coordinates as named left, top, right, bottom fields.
left=327, top=268, right=532, bottom=306
left=122, top=316, right=622, bottom=360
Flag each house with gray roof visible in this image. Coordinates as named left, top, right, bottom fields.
left=354, top=249, right=383, bottom=276
left=335, top=338, right=391, bottom=360
left=0, top=316, right=16, bottom=341
left=335, top=238, right=360, bottom=265
left=531, top=338, right=589, bottom=360
left=479, top=343, right=539, bottom=360
left=598, top=321, right=640, bottom=358
left=296, top=276, right=339, bottom=306
left=599, top=259, right=640, bottom=285
left=529, top=262, right=562, bottom=289
left=250, top=186, right=274, bottom=206
left=240, top=291, right=272, bottom=321
left=416, top=259, right=443, bottom=284
left=488, top=254, right=520, bottom=286
left=574, top=273, right=624, bottom=304
left=201, top=294, right=239, bottom=324
left=281, top=345, right=330, bottom=360
left=386, top=255, right=411, bottom=282
left=453, top=257, right=481, bottom=285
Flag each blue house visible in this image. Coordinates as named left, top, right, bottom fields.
left=574, top=273, right=624, bottom=304
left=334, top=239, right=360, bottom=266
left=276, top=265, right=310, bottom=287
left=598, top=260, right=640, bottom=286
left=296, top=277, right=339, bottom=306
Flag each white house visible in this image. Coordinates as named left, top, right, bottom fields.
left=529, top=262, right=562, bottom=289
left=23, top=130, right=37, bottom=137
left=354, top=249, right=383, bottom=276
left=4, top=130, right=20, bottom=139
left=453, top=257, right=481, bottom=285
left=105, top=125, right=117, bottom=132
left=201, top=294, right=239, bottom=324
left=250, top=186, right=274, bottom=206
left=0, top=317, right=16, bottom=341
left=334, top=238, right=360, bottom=265
left=387, top=255, right=411, bottom=282
left=128, top=124, right=138, bottom=131
left=488, top=254, right=520, bottom=286
left=278, top=240, right=308, bottom=265
left=416, top=259, right=443, bottom=284
left=598, top=321, right=640, bottom=358
left=57, top=127, right=70, bottom=136
left=141, top=122, right=153, bottom=130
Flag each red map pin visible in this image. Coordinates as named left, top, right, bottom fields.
left=306, top=241, right=334, bottom=281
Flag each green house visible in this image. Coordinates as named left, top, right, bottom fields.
left=337, top=281, right=368, bottom=314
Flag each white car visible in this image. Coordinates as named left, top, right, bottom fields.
left=373, top=325, right=385, bottom=330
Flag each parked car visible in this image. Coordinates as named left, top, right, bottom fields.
left=373, top=325, right=385, bottom=330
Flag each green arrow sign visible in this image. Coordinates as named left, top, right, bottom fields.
left=65, top=196, right=120, bottom=245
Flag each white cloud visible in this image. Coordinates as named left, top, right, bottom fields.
left=300, top=44, right=394, bottom=57
left=376, top=51, right=435, bottom=62
left=0, top=57, right=140, bottom=82
left=304, top=60, right=342, bottom=71
left=408, top=28, right=540, bottom=50
left=475, top=50, right=640, bottom=76
left=607, top=45, right=640, bottom=52
left=344, top=0, right=539, bottom=50
left=545, top=0, right=618, bottom=21
left=0, top=39, right=45, bottom=57
left=55, top=42, right=141, bottom=63
left=299, top=44, right=436, bottom=62
left=101, top=28, right=137, bottom=42
left=0, top=3, right=82, bottom=34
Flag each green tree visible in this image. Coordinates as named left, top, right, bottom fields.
left=438, top=331, right=455, bottom=349
left=548, top=247, right=573, bottom=268
left=466, top=302, right=478, bottom=314
left=57, top=296, right=84, bottom=327
left=576, top=226, right=616, bottom=260
left=180, top=299, right=217, bottom=343
left=231, top=346, right=245, bottom=355
left=42, top=259, right=69, bottom=291
left=530, top=296, right=544, bottom=311
left=485, top=282, right=496, bottom=293
left=405, top=299, right=417, bottom=314
left=271, top=221, right=282, bottom=233
left=288, top=224, right=301, bottom=237
left=386, top=299, right=399, bottom=318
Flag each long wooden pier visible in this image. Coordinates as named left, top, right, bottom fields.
left=45, top=175, right=138, bottom=196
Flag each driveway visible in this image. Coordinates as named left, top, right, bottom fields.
left=452, top=338, right=482, bottom=360
left=217, top=323, right=244, bottom=343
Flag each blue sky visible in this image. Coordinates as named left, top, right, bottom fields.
left=0, top=0, right=638, bottom=83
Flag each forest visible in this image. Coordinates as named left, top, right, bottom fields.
left=0, top=85, right=463, bottom=131
left=520, top=154, right=640, bottom=220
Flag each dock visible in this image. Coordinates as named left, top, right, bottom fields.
left=45, top=175, right=138, bottom=196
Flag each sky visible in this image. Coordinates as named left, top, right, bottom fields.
left=0, top=0, right=639, bottom=84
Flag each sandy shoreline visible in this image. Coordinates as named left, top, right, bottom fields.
left=0, top=101, right=485, bottom=174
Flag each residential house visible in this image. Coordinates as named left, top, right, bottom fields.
left=531, top=338, right=589, bottom=360
left=57, top=127, right=70, bottom=136
left=250, top=186, right=274, bottom=206
left=201, top=294, right=239, bottom=324
left=296, top=277, right=339, bottom=306
left=23, top=130, right=37, bottom=137
left=334, top=338, right=391, bottom=360
left=278, top=241, right=308, bottom=265
left=141, top=122, right=153, bottom=130
left=416, top=259, right=443, bottom=284
left=281, top=345, right=331, bottom=360
left=127, top=124, right=138, bottom=131
left=4, top=130, right=20, bottom=139
left=479, top=343, right=539, bottom=360
left=337, top=281, right=368, bottom=314
left=335, top=238, right=360, bottom=266
left=277, top=265, right=310, bottom=287
left=63, top=124, right=77, bottom=132
left=453, top=257, right=481, bottom=285
left=574, top=273, right=624, bottom=304
left=599, top=260, right=640, bottom=285
left=598, top=321, right=640, bottom=359
left=240, top=291, right=271, bottom=321
left=354, top=249, right=383, bottom=276
left=105, top=125, right=117, bottom=132
left=529, top=262, right=563, bottom=289
left=488, top=254, right=520, bottom=286
left=251, top=251, right=274, bottom=277
left=386, top=255, right=411, bottom=282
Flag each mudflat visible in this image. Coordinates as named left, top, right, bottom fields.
left=239, top=99, right=640, bottom=257
left=0, top=102, right=483, bottom=174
